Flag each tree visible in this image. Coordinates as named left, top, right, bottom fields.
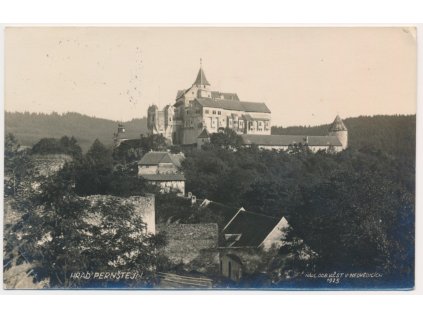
left=209, top=128, right=243, bottom=150
left=31, top=136, right=82, bottom=158
left=288, top=149, right=414, bottom=281
left=113, top=134, right=169, bottom=164
left=6, top=167, right=165, bottom=288
left=4, top=133, right=35, bottom=197
left=86, top=139, right=113, bottom=171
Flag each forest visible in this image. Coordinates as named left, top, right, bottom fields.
left=3, top=113, right=416, bottom=288
left=5, top=111, right=148, bottom=151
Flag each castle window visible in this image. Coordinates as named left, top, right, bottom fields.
left=218, top=111, right=221, bottom=115
left=212, top=110, right=216, bottom=115
left=205, top=110, right=209, bottom=114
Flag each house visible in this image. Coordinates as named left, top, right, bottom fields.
left=219, top=209, right=289, bottom=281
left=138, top=151, right=186, bottom=195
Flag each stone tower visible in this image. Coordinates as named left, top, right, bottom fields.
left=328, top=115, right=348, bottom=150
left=147, top=104, right=159, bottom=134
left=193, top=59, right=211, bottom=99
left=113, top=123, right=127, bottom=147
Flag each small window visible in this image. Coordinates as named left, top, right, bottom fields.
left=218, top=111, right=221, bottom=115
left=205, top=110, right=209, bottom=114
left=212, top=110, right=216, bottom=115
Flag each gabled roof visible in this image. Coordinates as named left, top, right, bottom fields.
left=193, top=68, right=210, bottom=86
left=199, top=199, right=242, bottom=226
left=211, top=91, right=239, bottom=101
left=176, top=89, right=240, bottom=101
left=195, top=98, right=271, bottom=114
left=241, top=134, right=342, bottom=147
left=176, top=89, right=188, bottom=100
left=328, top=115, right=347, bottom=132
left=139, top=151, right=185, bottom=167
left=197, top=128, right=210, bottom=139
left=222, top=210, right=282, bottom=247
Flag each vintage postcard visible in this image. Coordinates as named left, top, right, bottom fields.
left=3, top=27, right=416, bottom=290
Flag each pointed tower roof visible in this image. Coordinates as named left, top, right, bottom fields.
left=328, top=115, right=347, bottom=131
left=193, top=59, right=210, bottom=86
left=198, top=128, right=210, bottom=139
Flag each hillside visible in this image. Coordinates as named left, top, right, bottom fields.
left=5, top=112, right=148, bottom=152
left=5, top=112, right=416, bottom=159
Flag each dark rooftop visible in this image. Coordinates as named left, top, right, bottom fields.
left=210, top=91, right=239, bottom=101
left=199, top=199, right=242, bottom=227
left=139, top=151, right=185, bottom=167
left=193, top=67, right=210, bottom=86
left=328, top=115, right=348, bottom=132
left=197, top=128, right=210, bottom=139
left=195, top=98, right=271, bottom=114
left=222, top=210, right=282, bottom=248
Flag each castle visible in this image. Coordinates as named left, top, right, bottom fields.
left=147, top=62, right=272, bottom=145
left=145, top=62, right=348, bottom=152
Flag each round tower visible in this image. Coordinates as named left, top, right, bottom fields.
left=328, top=115, right=348, bottom=150
left=147, top=104, right=159, bottom=133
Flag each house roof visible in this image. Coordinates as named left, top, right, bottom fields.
left=140, top=173, right=186, bottom=181
left=195, top=98, right=271, bottom=114
left=241, top=134, right=342, bottom=147
left=199, top=199, right=242, bottom=226
left=193, top=67, right=210, bottom=86
left=328, top=115, right=347, bottom=132
left=210, top=91, right=239, bottom=101
left=139, top=151, right=185, bottom=167
left=197, top=128, right=210, bottom=139
left=176, top=89, right=188, bottom=100
left=176, top=89, right=240, bottom=101
left=222, top=210, right=282, bottom=247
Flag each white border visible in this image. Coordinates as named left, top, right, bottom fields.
left=1, top=0, right=423, bottom=316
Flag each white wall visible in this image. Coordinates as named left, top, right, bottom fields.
left=260, top=217, right=289, bottom=251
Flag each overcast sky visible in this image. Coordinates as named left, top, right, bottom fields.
left=5, top=27, right=416, bottom=127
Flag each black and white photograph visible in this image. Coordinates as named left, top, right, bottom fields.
left=3, top=26, right=416, bottom=290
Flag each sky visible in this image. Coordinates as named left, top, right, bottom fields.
left=5, top=27, right=417, bottom=127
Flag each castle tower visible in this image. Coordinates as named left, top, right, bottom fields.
left=193, top=59, right=211, bottom=98
left=113, top=122, right=127, bottom=147
left=328, top=115, right=348, bottom=150
left=147, top=104, right=159, bottom=135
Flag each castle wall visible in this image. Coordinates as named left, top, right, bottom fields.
left=149, top=180, right=185, bottom=195
left=32, top=154, right=73, bottom=177
left=85, top=194, right=156, bottom=234
left=157, top=223, right=219, bottom=273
